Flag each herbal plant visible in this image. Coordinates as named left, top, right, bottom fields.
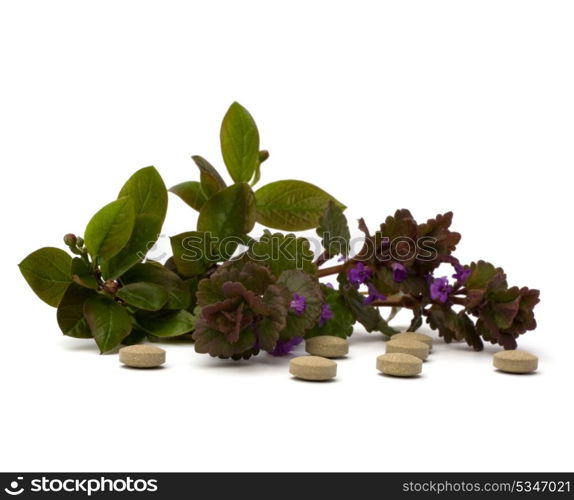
left=20, top=102, right=540, bottom=359
left=19, top=167, right=196, bottom=353
left=167, top=102, right=345, bottom=358
left=168, top=101, right=344, bottom=273
left=318, top=210, right=541, bottom=351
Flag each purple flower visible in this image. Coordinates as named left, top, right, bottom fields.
left=452, top=263, right=471, bottom=283
left=290, top=293, right=306, bottom=316
left=347, top=262, right=372, bottom=287
left=364, top=283, right=387, bottom=305
left=325, top=282, right=334, bottom=289
left=391, top=263, right=408, bottom=283
left=269, top=337, right=303, bottom=357
left=319, top=304, right=334, bottom=327
left=429, top=276, right=452, bottom=304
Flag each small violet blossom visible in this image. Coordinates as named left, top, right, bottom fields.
left=429, top=276, right=453, bottom=304
left=290, top=293, right=306, bottom=316
left=269, top=337, right=303, bottom=357
left=391, top=263, right=408, bottom=283
left=452, top=263, right=471, bottom=283
left=363, top=283, right=387, bottom=305
left=347, top=262, right=372, bottom=287
left=319, top=304, right=334, bottom=327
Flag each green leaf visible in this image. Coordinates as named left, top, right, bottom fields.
left=192, top=155, right=227, bottom=198
left=486, top=287, right=523, bottom=330
left=170, top=231, right=213, bottom=277
left=416, top=212, right=461, bottom=273
left=246, top=230, right=316, bottom=277
left=428, top=305, right=462, bottom=344
left=116, top=282, right=169, bottom=311
left=372, top=265, right=427, bottom=297
left=185, top=277, right=199, bottom=312
left=467, top=283, right=540, bottom=350
left=193, top=326, right=257, bottom=359
left=255, top=180, right=346, bottom=231
left=122, top=261, right=191, bottom=310
left=306, top=284, right=355, bottom=339
left=104, top=214, right=163, bottom=277
left=101, top=167, right=168, bottom=279
left=408, top=311, right=424, bottom=332
left=197, top=182, right=256, bottom=244
left=457, top=312, right=483, bottom=350
left=19, top=247, right=72, bottom=307
left=338, top=274, right=397, bottom=335
left=220, top=102, right=260, bottom=183
left=317, top=201, right=351, bottom=258
left=121, top=328, right=147, bottom=346
left=377, top=209, right=418, bottom=241
left=118, top=166, right=167, bottom=221
left=169, top=181, right=207, bottom=211
left=367, top=210, right=418, bottom=268
left=84, top=197, right=135, bottom=259
left=71, top=257, right=99, bottom=289
left=277, top=270, right=323, bottom=340
left=83, top=296, right=133, bottom=353
left=193, top=261, right=289, bottom=358
left=136, top=310, right=196, bottom=337
left=57, top=284, right=98, bottom=338
left=163, top=256, right=179, bottom=274
left=427, top=305, right=482, bottom=350
left=466, top=260, right=507, bottom=292
left=196, top=260, right=279, bottom=306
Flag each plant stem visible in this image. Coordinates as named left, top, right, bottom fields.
left=316, top=264, right=344, bottom=278
left=315, top=263, right=465, bottom=310
left=369, top=296, right=418, bottom=310
left=80, top=252, right=91, bottom=267
left=314, top=250, right=329, bottom=268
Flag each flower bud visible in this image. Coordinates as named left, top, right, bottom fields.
left=259, top=150, right=270, bottom=163
left=103, top=280, right=120, bottom=294
left=63, top=233, right=77, bottom=246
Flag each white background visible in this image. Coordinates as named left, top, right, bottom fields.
left=1, top=0, right=573, bottom=472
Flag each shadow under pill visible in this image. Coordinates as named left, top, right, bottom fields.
left=120, top=365, right=166, bottom=371
left=378, top=373, right=423, bottom=380
left=290, top=376, right=337, bottom=383
left=494, top=369, right=540, bottom=376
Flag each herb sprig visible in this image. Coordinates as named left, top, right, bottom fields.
left=20, top=103, right=540, bottom=358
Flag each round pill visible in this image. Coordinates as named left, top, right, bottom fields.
left=493, top=350, right=538, bottom=374
left=391, top=332, right=433, bottom=350
left=305, top=336, right=349, bottom=358
left=119, top=345, right=166, bottom=368
left=289, top=356, right=337, bottom=381
left=377, top=353, right=422, bottom=377
left=386, top=338, right=429, bottom=360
